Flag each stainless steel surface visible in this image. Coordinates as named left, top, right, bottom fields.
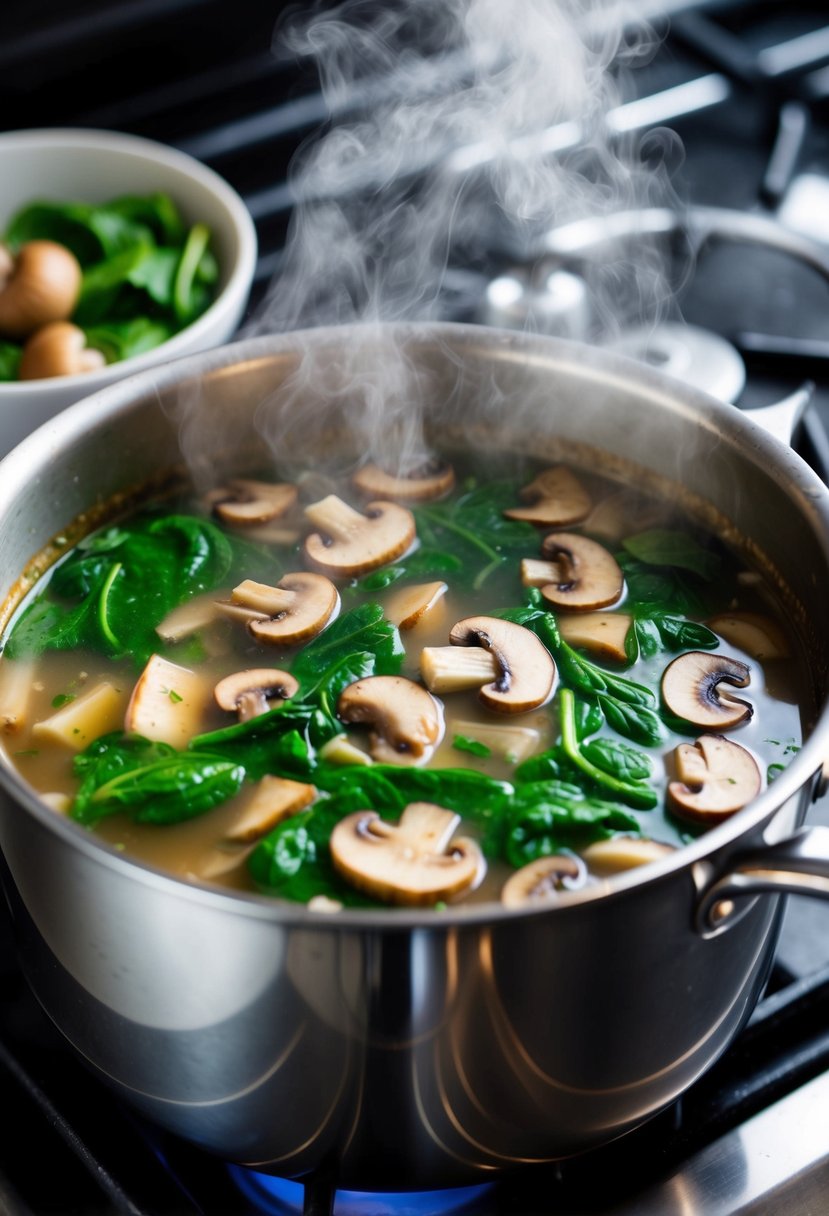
left=605, top=1066, right=829, bottom=1215
left=0, top=324, right=828, bottom=1187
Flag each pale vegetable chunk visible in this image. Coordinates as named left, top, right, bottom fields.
left=450, top=719, right=540, bottom=763
left=124, top=656, right=208, bottom=747
left=33, top=681, right=123, bottom=750
left=225, top=775, right=317, bottom=843
left=0, top=659, right=35, bottom=734
left=558, top=611, right=632, bottom=662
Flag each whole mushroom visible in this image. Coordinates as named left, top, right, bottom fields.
left=524, top=533, right=624, bottom=612
left=0, top=240, right=82, bottom=339
left=18, top=322, right=105, bottom=381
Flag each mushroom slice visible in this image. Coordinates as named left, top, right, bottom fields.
left=668, top=734, right=762, bottom=824
left=303, top=495, right=415, bottom=577
left=352, top=460, right=455, bottom=502
left=504, top=466, right=592, bottom=527
left=661, top=651, right=753, bottom=729
left=705, top=611, right=790, bottom=661
left=420, top=646, right=499, bottom=694
left=231, top=572, right=339, bottom=645
left=213, top=479, right=298, bottom=526
left=124, top=655, right=207, bottom=747
left=337, top=676, right=443, bottom=765
left=558, top=611, right=632, bottom=662
left=330, top=802, right=485, bottom=905
left=214, top=668, right=299, bottom=721
left=155, top=593, right=220, bottom=642
left=582, top=837, right=676, bottom=874
left=501, top=855, right=588, bottom=907
left=384, top=580, right=447, bottom=630
left=534, top=533, right=624, bottom=612
left=448, top=616, right=558, bottom=714
left=225, top=775, right=317, bottom=843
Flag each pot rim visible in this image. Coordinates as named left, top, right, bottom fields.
left=1, top=320, right=827, bottom=929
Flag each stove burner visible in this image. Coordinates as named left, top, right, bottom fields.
left=229, top=1169, right=494, bottom=1216
left=605, top=322, right=747, bottom=403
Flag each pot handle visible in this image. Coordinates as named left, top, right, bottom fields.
left=740, top=380, right=814, bottom=447
left=696, top=824, right=829, bottom=935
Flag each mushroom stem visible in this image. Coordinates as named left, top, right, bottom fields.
left=304, top=495, right=372, bottom=543
left=420, top=646, right=500, bottom=693
left=231, top=580, right=298, bottom=616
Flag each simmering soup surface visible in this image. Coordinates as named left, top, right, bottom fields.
left=0, top=454, right=804, bottom=909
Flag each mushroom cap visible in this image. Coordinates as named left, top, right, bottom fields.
left=240, top=572, right=338, bottom=645
left=535, top=532, right=624, bottom=612
left=501, top=854, right=588, bottom=907
left=0, top=240, right=82, bottom=339
left=661, top=651, right=753, bottom=729
left=668, top=733, right=762, bottom=824
left=214, top=668, right=299, bottom=720
left=352, top=460, right=455, bottom=501
left=18, top=321, right=106, bottom=380
left=330, top=802, right=485, bottom=905
left=337, top=675, right=444, bottom=765
left=304, top=496, right=416, bottom=577
left=448, top=615, right=558, bottom=714
left=503, top=466, right=592, bottom=527
left=213, top=479, right=298, bottom=526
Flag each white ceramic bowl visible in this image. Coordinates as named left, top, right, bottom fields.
left=0, top=128, right=258, bottom=456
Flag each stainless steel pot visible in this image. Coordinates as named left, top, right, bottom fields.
left=0, top=323, right=828, bottom=1190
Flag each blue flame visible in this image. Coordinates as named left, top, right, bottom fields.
left=228, top=1167, right=494, bottom=1215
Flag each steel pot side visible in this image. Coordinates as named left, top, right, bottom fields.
left=0, top=323, right=827, bottom=1185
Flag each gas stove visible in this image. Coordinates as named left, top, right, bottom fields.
left=2, top=2, right=829, bottom=1214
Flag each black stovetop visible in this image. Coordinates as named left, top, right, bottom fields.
left=3, top=2, right=829, bottom=1213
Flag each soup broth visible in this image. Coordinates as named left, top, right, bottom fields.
left=0, top=455, right=805, bottom=909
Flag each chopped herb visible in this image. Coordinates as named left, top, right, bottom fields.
left=452, top=734, right=492, bottom=759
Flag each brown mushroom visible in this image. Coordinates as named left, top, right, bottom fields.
left=501, top=855, right=588, bottom=907
left=705, top=611, right=790, bottom=661
left=352, top=460, right=455, bottom=501
left=214, top=668, right=299, bottom=721
left=661, top=651, right=753, bottom=729
left=503, top=466, right=592, bottom=527
left=557, top=611, right=632, bottom=662
left=581, top=837, right=676, bottom=874
left=303, top=495, right=415, bottom=577
left=18, top=321, right=106, bottom=380
left=529, top=533, right=624, bottom=612
left=213, top=479, right=298, bottom=526
left=445, top=616, right=558, bottom=714
left=668, top=734, right=762, bottom=824
left=337, top=675, right=443, bottom=765
left=330, top=802, right=485, bottom=905
left=228, top=572, right=339, bottom=645
left=0, top=240, right=82, bottom=339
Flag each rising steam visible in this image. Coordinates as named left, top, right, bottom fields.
left=236, top=0, right=679, bottom=478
